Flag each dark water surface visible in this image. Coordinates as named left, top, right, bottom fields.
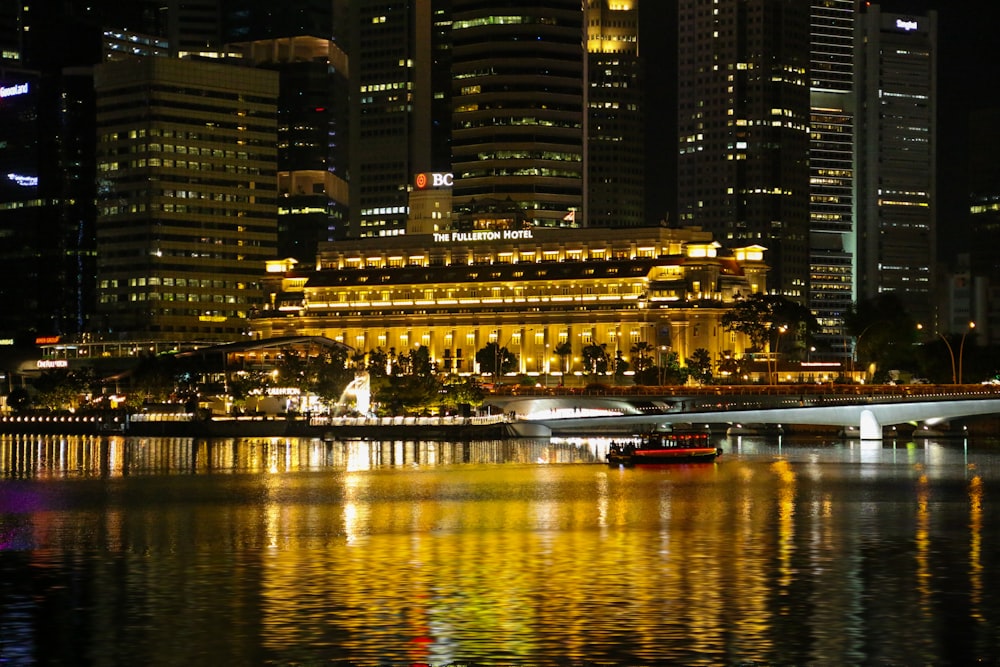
left=2, top=433, right=1000, bottom=665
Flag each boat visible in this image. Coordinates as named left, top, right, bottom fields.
left=606, top=432, right=721, bottom=465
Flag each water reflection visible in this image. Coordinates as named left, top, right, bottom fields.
left=1, top=433, right=1000, bottom=664
left=0, top=434, right=612, bottom=479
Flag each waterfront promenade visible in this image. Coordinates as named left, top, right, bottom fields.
left=2, top=383, right=999, bottom=439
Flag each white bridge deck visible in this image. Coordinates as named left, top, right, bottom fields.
left=488, top=390, right=1000, bottom=440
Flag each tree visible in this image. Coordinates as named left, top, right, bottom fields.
left=7, top=387, right=31, bottom=412
left=311, top=347, right=354, bottom=409
left=634, top=350, right=687, bottom=386
left=614, top=349, right=629, bottom=377
left=722, top=293, right=818, bottom=383
left=440, top=376, right=485, bottom=411
left=31, top=368, right=94, bottom=412
left=686, top=348, right=713, bottom=385
left=228, top=370, right=272, bottom=413
left=630, top=341, right=655, bottom=372
left=410, top=345, right=434, bottom=377
left=661, top=350, right=689, bottom=385
left=273, top=346, right=354, bottom=413
left=366, top=348, right=390, bottom=378
left=375, top=374, right=439, bottom=415
left=368, top=346, right=444, bottom=415
left=475, top=342, right=517, bottom=377
left=126, top=354, right=179, bottom=407
left=845, top=294, right=918, bottom=382
left=716, top=352, right=746, bottom=383
left=553, top=340, right=573, bottom=373
left=581, top=343, right=609, bottom=374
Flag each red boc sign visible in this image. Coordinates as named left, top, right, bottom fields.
left=415, top=172, right=453, bottom=189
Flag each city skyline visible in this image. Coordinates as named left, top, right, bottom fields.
left=5, top=0, right=1000, bottom=350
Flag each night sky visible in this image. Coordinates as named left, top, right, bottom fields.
left=641, top=1, right=1000, bottom=265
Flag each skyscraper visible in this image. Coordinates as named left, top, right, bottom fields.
left=450, top=0, right=584, bottom=229
left=92, top=57, right=278, bottom=340
left=856, top=6, right=937, bottom=328
left=677, top=0, right=812, bottom=300
left=234, top=36, right=351, bottom=260
left=968, top=108, right=1000, bottom=280
left=809, top=0, right=859, bottom=356
left=223, top=0, right=333, bottom=43
left=343, top=0, right=452, bottom=239
left=585, top=0, right=644, bottom=228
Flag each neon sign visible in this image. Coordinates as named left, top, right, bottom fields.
left=7, top=173, right=38, bottom=187
left=0, top=82, right=29, bottom=98
left=415, top=172, right=453, bottom=189
left=433, top=229, right=534, bottom=244
left=896, top=18, right=918, bottom=31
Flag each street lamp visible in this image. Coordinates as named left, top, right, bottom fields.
left=917, top=323, right=955, bottom=383
left=959, top=321, right=976, bottom=384
left=917, top=322, right=974, bottom=384
left=850, top=321, right=883, bottom=383
left=494, top=328, right=532, bottom=385
left=770, top=325, right=787, bottom=385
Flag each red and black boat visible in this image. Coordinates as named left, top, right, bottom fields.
left=606, top=432, right=721, bottom=465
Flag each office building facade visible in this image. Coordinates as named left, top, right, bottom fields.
left=808, top=0, right=859, bottom=357
left=93, top=57, right=278, bottom=341
left=343, top=0, right=452, bottom=239
left=234, top=37, right=351, bottom=261
left=451, top=0, right=584, bottom=229
left=585, top=0, right=644, bottom=228
left=856, top=6, right=937, bottom=329
left=677, top=0, right=812, bottom=300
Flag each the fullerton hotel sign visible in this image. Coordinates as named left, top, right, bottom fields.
left=433, top=229, right=534, bottom=243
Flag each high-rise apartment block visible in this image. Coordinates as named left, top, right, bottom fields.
left=677, top=0, right=812, bottom=300
left=92, top=57, right=278, bottom=340
left=856, top=6, right=937, bottom=329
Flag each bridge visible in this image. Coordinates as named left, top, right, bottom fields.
left=483, top=385, right=1000, bottom=440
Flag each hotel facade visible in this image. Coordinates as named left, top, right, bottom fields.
left=251, top=218, right=767, bottom=381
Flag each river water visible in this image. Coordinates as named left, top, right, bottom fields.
left=2, top=432, right=1000, bottom=665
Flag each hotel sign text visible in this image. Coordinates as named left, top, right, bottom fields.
left=433, top=229, right=534, bottom=244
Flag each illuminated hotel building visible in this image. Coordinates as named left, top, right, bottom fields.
left=251, top=224, right=765, bottom=378
left=677, top=0, right=811, bottom=300
left=93, top=57, right=278, bottom=341
left=586, top=0, right=644, bottom=228
left=451, top=0, right=584, bottom=229
left=856, top=6, right=937, bottom=329
left=809, top=0, right=859, bottom=357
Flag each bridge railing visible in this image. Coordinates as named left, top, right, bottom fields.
left=489, top=383, right=1000, bottom=400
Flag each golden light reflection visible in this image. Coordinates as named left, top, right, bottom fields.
left=5, top=436, right=999, bottom=662
left=915, top=472, right=931, bottom=613
left=770, top=459, right=797, bottom=591
left=969, top=473, right=983, bottom=620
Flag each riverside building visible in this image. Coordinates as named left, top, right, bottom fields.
left=92, top=57, right=279, bottom=341
left=251, top=221, right=766, bottom=381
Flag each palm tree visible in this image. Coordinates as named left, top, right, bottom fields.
left=553, top=340, right=573, bottom=373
